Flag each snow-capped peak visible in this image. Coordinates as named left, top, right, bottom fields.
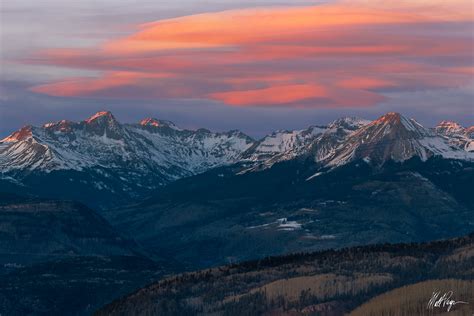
left=238, top=125, right=326, bottom=173
left=322, top=112, right=472, bottom=167
left=371, top=112, right=407, bottom=128
left=310, top=118, right=370, bottom=163
left=1, top=126, right=33, bottom=142
left=83, top=111, right=123, bottom=139
left=436, top=120, right=464, bottom=135
left=43, top=120, right=75, bottom=133
left=370, top=112, right=425, bottom=134
left=327, top=117, right=371, bottom=131
left=0, top=110, right=255, bottom=190
left=140, top=118, right=178, bottom=129
left=84, top=111, right=116, bottom=124
left=435, top=121, right=473, bottom=152
left=374, top=111, right=400, bottom=121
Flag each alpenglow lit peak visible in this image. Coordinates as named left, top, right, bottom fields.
left=83, top=111, right=123, bottom=139
left=1, top=126, right=33, bottom=143
left=436, top=121, right=465, bottom=136
left=139, top=118, right=179, bottom=130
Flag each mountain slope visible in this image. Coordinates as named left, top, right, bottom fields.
left=350, top=279, right=473, bottom=316
left=310, top=117, right=371, bottom=162
left=104, top=156, right=474, bottom=270
left=238, top=125, right=326, bottom=171
left=239, top=117, right=369, bottom=172
left=96, top=233, right=474, bottom=316
left=0, top=255, right=165, bottom=316
left=0, top=193, right=140, bottom=266
left=0, top=193, right=174, bottom=316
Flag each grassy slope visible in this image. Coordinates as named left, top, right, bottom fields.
left=350, top=279, right=474, bottom=316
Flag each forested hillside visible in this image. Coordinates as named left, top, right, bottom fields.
left=97, top=233, right=474, bottom=315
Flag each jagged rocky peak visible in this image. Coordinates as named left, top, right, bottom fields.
left=376, top=111, right=401, bottom=121
left=1, top=125, right=33, bottom=142
left=436, top=120, right=464, bottom=135
left=43, top=120, right=75, bottom=133
left=465, top=126, right=474, bottom=138
left=327, top=116, right=370, bottom=131
left=434, top=121, right=473, bottom=152
left=139, top=117, right=177, bottom=129
left=371, top=112, right=407, bottom=127
left=224, top=129, right=254, bottom=142
left=368, top=112, right=427, bottom=136
left=85, top=111, right=117, bottom=124
left=323, top=112, right=435, bottom=167
left=83, top=111, right=123, bottom=139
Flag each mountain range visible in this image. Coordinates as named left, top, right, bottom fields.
left=1, top=111, right=472, bottom=209
left=0, top=110, right=473, bottom=315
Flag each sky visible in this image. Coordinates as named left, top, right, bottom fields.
left=1, top=0, right=473, bottom=137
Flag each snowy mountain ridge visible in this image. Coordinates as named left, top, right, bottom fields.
left=2, top=111, right=472, bottom=175
left=435, top=120, right=474, bottom=152
left=322, top=112, right=473, bottom=167
left=1, top=111, right=256, bottom=176
left=0, top=111, right=472, bottom=208
left=0, top=111, right=256, bottom=207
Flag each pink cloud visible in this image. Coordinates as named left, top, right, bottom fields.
left=209, top=84, right=328, bottom=106
left=24, top=0, right=474, bottom=108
